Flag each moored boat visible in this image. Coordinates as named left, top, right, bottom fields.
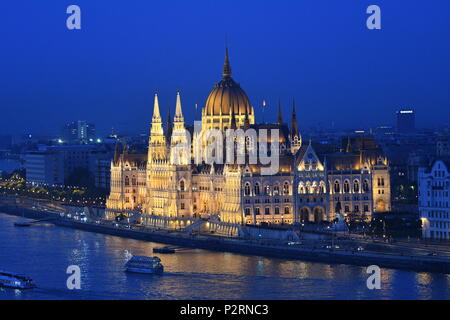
left=14, top=210, right=31, bottom=227
left=153, top=246, right=176, bottom=254
left=0, top=271, right=36, bottom=289
left=14, top=222, right=31, bottom=227
left=124, top=256, right=164, bottom=274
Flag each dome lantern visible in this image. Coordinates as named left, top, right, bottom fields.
left=202, top=48, right=254, bottom=130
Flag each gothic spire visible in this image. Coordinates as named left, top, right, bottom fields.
left=223, top=47, right=232, bottom=78
left=113, top=139, right=120, bottom=164
left=174, top=91, right=184, bottom=121
left=230, top=103, right=237, bottom=130
left=244, top=104, right=250, bottom=129
left=277, top=100, right=283, bottom=124
left=166, top=104, right=173, bottom=141
left=152, top=93, right=161, bottom=120
left=346, top=136, right=351, bottom=153
left=123, top=137, right=128, bottom=155
left=290, top=99, right=299, bottom=138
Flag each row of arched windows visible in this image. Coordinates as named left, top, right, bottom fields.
left=244, top=182, right=291, bottom=196
left=333, top=179, right=369, bottom=194
left=178, top=178, right=371, bottom=195
left=244, top=206, right=291, bottom=216
left=298, top=181, right=326, bottom=194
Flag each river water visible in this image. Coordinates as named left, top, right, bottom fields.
left=0, top=213, right=449, bottom=300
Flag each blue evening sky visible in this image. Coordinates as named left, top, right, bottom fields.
left=1, top=0, right=449, bottom=135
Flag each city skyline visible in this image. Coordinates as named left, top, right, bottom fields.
left=1, top=1, right=450, bottom=135
left=1, top=1, right=450, bottom=303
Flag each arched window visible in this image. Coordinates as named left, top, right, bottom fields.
left=344, top=180, right=350, bottom=193
left=180, top=180, right=185, bottom=192
left=298, top=183, right=305, bottom=194
left=304, top=182, right=310, bottom=194
left=264, top=185, right=270, bottom=195
left=283, top=182, right=290, bottom=195
left=334, top=181, right=340, bottom=193
left=125, top=176, right=130, bottom=186
left=312, top=182, right=318, bottom=194
left=363, top=179, right=369, bottom=192
left=353, top=180, right=360, bottom=193
left=319, top=181, right=325, bottom=194
left=244, top=183, right=251, bottom=196
left=254, top=183, right=260, bottom=195
left=273, top=184, right=280, bottom=195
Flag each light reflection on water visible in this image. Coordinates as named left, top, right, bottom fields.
left=0, top=213, right=449, bottom=300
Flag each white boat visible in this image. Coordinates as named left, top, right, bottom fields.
left=124, top=256, right=164, bottom=274
left=0, top=271, right=36, bottom=289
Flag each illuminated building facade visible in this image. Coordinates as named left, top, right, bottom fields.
left=106, top=50, right=391, bottom=227
left=419, top=159, right=450, bottom=240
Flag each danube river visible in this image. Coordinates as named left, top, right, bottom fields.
left=0, top=213, right=449, bottom=300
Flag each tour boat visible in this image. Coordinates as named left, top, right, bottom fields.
left=124, top=256, right=164, bottom=274
left=0, top=271, right=36, bottom=289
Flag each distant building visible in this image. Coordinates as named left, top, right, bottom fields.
left=396, top=110, right=415, bottom=133
left=437, top=136, right=450, bottom=157
left=419, top=159, right=450, bottom=240
left=25, top=151, right=64, bottom=185
left=407, top=152, right=429, bottom=182
left=94, top=158, right=112, bottom=190
left=373, top=126, right=395, bottom=136
left=61, top=121, right=96, bottom=143
left=25, top=144, right=113, bottom=187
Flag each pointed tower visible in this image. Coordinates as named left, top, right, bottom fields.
left=148, top=93, right=167, bottom=162
left=290, top=99, right=302, bottom=153
left=166, top=104, right=173, bottom=143
left=122, top=137, right=128, bottom=156
left=170, top=92, right=189, bottom=165
left=174, top=91, right=184, bottom=124
left=223, top=47, right=232, bottom=78
left=202, top=47, right=254, bottom=131
left=277, top=100, right=283, bottom=125
left=230, top=103, right=237, bottom=130
left=113, top=139, right=120, bottom=164
left=346, top=136, right=352, bottom=153
left=244, top=105, right=250, bottom=129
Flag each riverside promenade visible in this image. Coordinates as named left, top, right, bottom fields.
left=1, top=196, right=450, bottom=274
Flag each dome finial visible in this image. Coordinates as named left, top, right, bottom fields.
left=223, top=46, right=232, bottom=78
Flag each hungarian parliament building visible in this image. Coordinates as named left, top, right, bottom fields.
left=105, top=50, right=391, bottom=230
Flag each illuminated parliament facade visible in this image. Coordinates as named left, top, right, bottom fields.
left=106, top=50, right=391, bottom=229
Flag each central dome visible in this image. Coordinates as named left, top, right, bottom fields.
left=204, top=49, right=252, bottom=117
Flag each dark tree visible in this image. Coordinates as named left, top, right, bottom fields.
left=65, top=167, right=95, bottom=188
